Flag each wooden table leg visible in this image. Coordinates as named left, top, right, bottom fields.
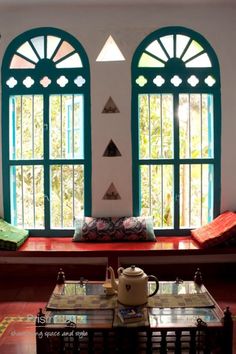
left=222, top=307, right=233, bottom=354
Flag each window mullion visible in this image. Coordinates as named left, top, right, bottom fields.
left=200, top=95, right=203, bottom=157
left=200, top=164, right=203, bottom=225
left=44, top=35, right=47, bottom=59
left=29, top=39, right=41, bottom=61
left=21, top=165, right=24, bottom=227
left=149, top=165, right=152, bottom=217
left=60, top=96, right=63, bottom=157
left=161, top=165, right=164, bottom=228
left=148, top=94, right=151, bottom=157
left=72, top=95, right=75, bottom=158
left=44, top=94, right=50, bottom=231
left=32, top=95, right=35, bottom=159
left=189, top=165, right=192, bottom=227
left=72, top=165, right=75, bottom=222
left=61, top=165, right=63, bottom=228
left=50, top=39, right=63, bottom=61
left=174, top=93, right=180, bottom=231
left=188, top=94, right=191, bottom=158
left=173, top=34, right=177, bottom=58
left=160, top=95, right=163, bottom=157
left=20, top=96, right=23, bottom=159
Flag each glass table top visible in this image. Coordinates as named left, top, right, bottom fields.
left=46, top=281, right=223, bottom=328
left=60, top=280, right=202, bottom=296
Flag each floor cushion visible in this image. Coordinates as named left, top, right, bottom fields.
left=0, top=219, right=29, bottom=250
left=73, top=216, right=156, bottom=242
left=191, top=211, right=236, bottom=248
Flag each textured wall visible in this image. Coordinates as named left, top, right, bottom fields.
left=0, top=3, right=235, bottom=218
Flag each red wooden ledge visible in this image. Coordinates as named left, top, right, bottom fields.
left=2, top=235, right=236, bottom=254
left=18, top=236, right=198, bottom=253
left=2, top=235, right=235, bottom=256
left=1, top=236, right=235, bottom=272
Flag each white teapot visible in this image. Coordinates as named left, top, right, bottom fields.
left=108, top=265, right=159, bottom=306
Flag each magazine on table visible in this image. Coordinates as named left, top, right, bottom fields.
left=117, top=306, right=145, bottom=323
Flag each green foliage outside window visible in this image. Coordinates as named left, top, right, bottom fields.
left=132, top=27, right=221, bottom=233
left=2, top=27, right=91, bottom=235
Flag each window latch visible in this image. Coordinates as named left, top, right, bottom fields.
left=44, top=195, right=50, bottom=202
left=175, top=194, right=180, bottom=202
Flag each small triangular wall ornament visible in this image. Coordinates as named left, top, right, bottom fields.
left=103, top=139, right=121, bottom=157
left=102, top=97, right=120, bottom=113
left=96, top=35, right=125, bottom=62
left=103, top=183, right=121, bottom=200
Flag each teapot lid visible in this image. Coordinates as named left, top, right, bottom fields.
left=123, top=265, right=144, bottom=277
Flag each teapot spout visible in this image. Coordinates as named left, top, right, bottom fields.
left=107, top=266, right=118, bottom=291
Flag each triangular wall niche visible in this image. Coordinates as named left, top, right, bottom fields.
left=103, top=183, right=121, bottom=200
left=103, top=140, right=121, bottom=157
left=96, top=35, right=125, bottom=62
left=102, top=97, right=120, bottom=113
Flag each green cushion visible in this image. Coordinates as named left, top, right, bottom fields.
left=0, top=219, right=29, bottom=250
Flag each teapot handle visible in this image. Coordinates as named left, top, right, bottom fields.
left=147, top=275, right=159, bottom=297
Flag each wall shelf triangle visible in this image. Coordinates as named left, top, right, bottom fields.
left=102, top=96, right=120, bottom=113
left=103, top=140, right=121, bottom=157
left=96, top=35, right=125, bottom=62
left=103, top=183, right=121, bottom=200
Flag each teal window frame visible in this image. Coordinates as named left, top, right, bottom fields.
left=131, top=26, right=221, bottom=235
left=1, top=27, right=91, bottom=236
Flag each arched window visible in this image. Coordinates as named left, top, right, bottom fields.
left=1, top=27, right=91, bottom=235
left=132, top=27, right=221, bottom=234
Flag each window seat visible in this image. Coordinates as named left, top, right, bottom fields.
left=0, top=236, right=235, bottom=272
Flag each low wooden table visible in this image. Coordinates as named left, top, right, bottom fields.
left=35, top=274, right=233, bottom=354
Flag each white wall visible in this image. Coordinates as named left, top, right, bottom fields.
left=0, top=3, right=235, bottom=218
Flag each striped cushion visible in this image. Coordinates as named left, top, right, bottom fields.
left=191, top=211, right=236, bottom=248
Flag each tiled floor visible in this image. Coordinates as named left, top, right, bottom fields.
left=0, top=278, right=235, bottom=354
left=0, top=279, right=53, bottom=354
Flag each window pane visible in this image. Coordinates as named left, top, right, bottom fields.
left=10, top=165, right=44, bottom=229
left=146, top=40, right=168, bottom=62
left=50, top=164, right=84, bottom=229
left=56, top=53, right=82, bottom=68
left=47, top=36, right=61, bottom=59
left=50, top=94, right=84, bottom=159
left=53, top=41, right=75, bottom=62
left=179, top=164, right=213, bottom=228
left=17, top=42, right=39, bottom=63
left=10, top=54, right=36, bottom=69
left=179, top=94, right=214, bottom=159
left=138, top=53, right=165, bottom=68
left=181, top=40, right=204, bottom=62
left=202, top=94, right=214, bottom=157
left=176, top=35, right=190, bottom=58
left=30, top=36, right=45, bottom=59
left=139, top=94, right=173, bottom=159
left=9, top=95, right=44, bottom=160
left=159, top=35, right=174, bottom=58
left=185, top=53, right=211, bottom=67
left=141, top=165, right=174, bottom=229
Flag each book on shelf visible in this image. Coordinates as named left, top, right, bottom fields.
left=117, top=306, right=145, bottom=323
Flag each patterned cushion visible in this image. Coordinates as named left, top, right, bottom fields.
left=73, top=216, right=156, bottom=242
left=191, top=211, right=236, bottom=248
left=0, top=219, right=29, bottom=250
